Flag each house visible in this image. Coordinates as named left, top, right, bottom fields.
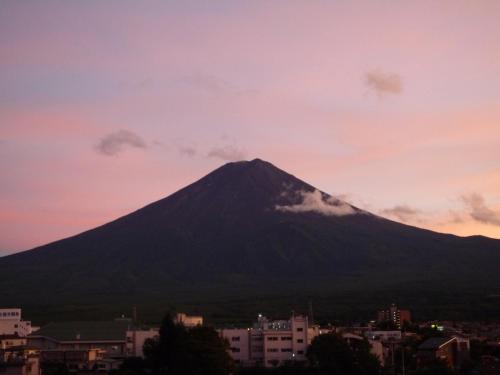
left=0, top=346, right=40, bottom=375
left=27, top=318, right=159, bottom=371
left=0, top=335, right=27, bottom=350
left=417, top=336, right=470, bottom=369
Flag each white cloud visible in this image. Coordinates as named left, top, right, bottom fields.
left=276, top=189, right=356, bottom=216
left=208, top=145, right=246, bottom=162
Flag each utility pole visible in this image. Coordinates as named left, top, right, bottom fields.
left=401, top=344, right=406, bottom=375
left=308, top=299, right=314, bottom=325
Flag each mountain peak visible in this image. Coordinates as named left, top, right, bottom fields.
left=2, top=159, right=500, bottom=320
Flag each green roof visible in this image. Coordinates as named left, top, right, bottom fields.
left=31, top=320, right=133, bottom=342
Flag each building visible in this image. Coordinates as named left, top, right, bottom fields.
left=417, top=336, right=470, bottom=369
left=220, top=314, right=312, bottom=368
left=174, top=313, right=203, bottom=328
left=1, top=336, right=27, bottom=350
left=365, top=330, right=402, bottom=343
left=40, top=348, right=102, bottom=372
left=377, top=304, right=411, bottom=329
left=0, top=345, right=40, bottom=375
left=125, top=329, right=158, bottom=357
left=27, top=318, right=159, bottom=372
left=0, top=309, right=32, bottom=337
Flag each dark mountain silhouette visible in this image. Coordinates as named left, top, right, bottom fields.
left=1, top=159, right=500, bottom=320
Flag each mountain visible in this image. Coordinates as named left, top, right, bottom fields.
left=1, top=158, right=500, bottom=322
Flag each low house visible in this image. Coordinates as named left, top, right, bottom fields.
left=27, top=319, right=159, bottom=371
left=0, top=346, right=40, bottom=375
left=417, top=336, right=469, bottom=369
left=0, top=335, right=27, bottom=350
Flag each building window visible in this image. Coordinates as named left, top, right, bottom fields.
left=281, top=336, right=292, bottom=341
left=296, top=328, right=303, bottom=332
left=267, top=337, right=278, bottom=341
left=297, top=339, right=303, bottom=343
left=267, top=348, right=278, bottom=352
left=231, top=347, right=240, bottom=353
left=281, top=348, right=292, bottom=352
left=231, top=337, right=240, bottom=342
left=297, top=350, right=304, bottom=355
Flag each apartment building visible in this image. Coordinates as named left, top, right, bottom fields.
left=221, top=314, right=315, bottom=368
left=377, top=304, right=411, bottom=329
left=0, top=309, right=32, bottom=337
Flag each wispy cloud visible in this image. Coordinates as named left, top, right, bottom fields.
left=276, top=190, right=356, bottom=216
left=381, top=205, right=421, bottom=222
left=364, top=70, right=403, bottom=96
left=95, top=130, right=147, bottom=156
left=179, top=146, right=197, bottom=157
left=208, top=145, right=246, bottom=162
left=182, top=73, right=232, bottom=93
left=461, top=193, right=500, bottom=226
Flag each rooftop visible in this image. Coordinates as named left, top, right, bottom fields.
left=30, top=320, right=134, bottom=342
left=418, top=337, right=455, bottom=350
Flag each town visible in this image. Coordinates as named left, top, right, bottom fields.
left=2, top=305, right=500, bottom=375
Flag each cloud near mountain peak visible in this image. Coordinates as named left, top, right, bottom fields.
left=276, top=189, right=356, bottom=216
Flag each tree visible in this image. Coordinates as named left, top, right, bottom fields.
left=143, top=312, right=235, bottom=375
left=307, top=333, right=380, bottom=375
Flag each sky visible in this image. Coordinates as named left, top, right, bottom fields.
left=1, top=1, right=500, bottom=255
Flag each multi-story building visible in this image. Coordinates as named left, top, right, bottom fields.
left=125, top=329, right=158, bottom=357
left=221, top=314, right=314, bottom=368
left=0, top=309, right=32, bottom=337
left=377, top=304, right=411, bottom=329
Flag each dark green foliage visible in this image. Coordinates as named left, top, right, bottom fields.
left=143, top=313, right=235, bottom=375
left=307, top=333, right=380, bottom=375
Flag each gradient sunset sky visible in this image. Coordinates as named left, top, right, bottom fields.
left=1, top=1, right=500, bottom=255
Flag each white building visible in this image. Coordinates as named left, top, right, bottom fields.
left=174, top=313, right=203, bottom=328
left=220, top=314, right=314, bottom=368
left=0, top=308, right=32, bottom=337
left=125, top=329, right=159, bottom=357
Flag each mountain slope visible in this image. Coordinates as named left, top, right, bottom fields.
left=1, top=159, right=500, bottom=318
